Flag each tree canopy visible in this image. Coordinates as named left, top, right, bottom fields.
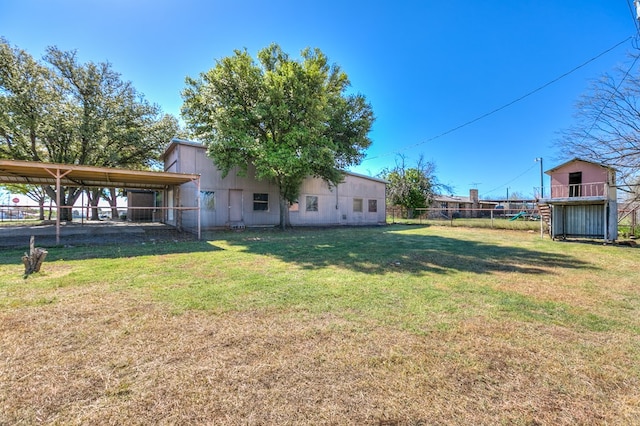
left=181, top=43, right=374, bottom=228
left=557, top=55, right=640, bottom=199
left=381, top=155, right=447, bottom=217
left=0, top=38, right=179, bottom=219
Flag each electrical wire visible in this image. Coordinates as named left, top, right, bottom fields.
left=626, top=0, right=640, bottom=36
left=481, top=163, right=538, bottom=197
left=577, top=53, right=640, bottom=145
left=363, top=35, right=634, bottom=162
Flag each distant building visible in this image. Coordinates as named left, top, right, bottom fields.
left=430, top=189, right=498, bottom=218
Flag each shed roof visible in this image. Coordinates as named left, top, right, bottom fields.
left=0, top=159, right=199, bottom=190
left=545, top=158, right=616, bottom=175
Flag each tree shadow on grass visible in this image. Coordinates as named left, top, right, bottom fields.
left=0, top=239, right=221, bottom=265
left=216, top=226, right=596, bottom=276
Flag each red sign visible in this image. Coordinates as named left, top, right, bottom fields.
left=12, top=197, right=19, bottom=204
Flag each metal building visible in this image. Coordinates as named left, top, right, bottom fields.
left=162, top=138, right=387, bottom=230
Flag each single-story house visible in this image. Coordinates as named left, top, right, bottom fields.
left=429, top=189, right=498, bottom=218
left=161, top=138, right=387, bottom=230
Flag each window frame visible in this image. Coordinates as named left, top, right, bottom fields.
left=305, top=195, right=319, bottom=212
left=252, top=193, right=269, bottom=211
left=353, top=198, right=363, bottom=213
left=200, top=190, right=215, bottom=210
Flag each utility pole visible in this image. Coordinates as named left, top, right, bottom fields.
left=535, top=157, right=544, bottom=198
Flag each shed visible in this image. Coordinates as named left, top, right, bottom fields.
left=540, top=158, right=617, bottom=242
left=162, top=138, right=387, bottom=229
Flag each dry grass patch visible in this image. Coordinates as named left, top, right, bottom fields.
left=2, top=287, right=639, bottom=425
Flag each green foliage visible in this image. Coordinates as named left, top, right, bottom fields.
left=381, top=155, right=443, bottom=215
left=0, top=38, right=180, bottom=220
left=181, top=43, right=374, bottom=227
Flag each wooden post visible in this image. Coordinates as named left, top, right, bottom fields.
left=22, top=236, right=48, bottom=277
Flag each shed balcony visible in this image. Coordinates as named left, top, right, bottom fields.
left=551, top=182, right=608, bottom=200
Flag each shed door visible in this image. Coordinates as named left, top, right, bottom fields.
left=569, top=172, right=582, bottom=197
left=229, top=190, right=243, bottom=222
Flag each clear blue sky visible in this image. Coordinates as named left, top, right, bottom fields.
left=1, top=0, right=637, bottom=199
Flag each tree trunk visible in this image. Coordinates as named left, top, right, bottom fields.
left=44, top=186, right=81, bottom=222
left=89, top=188, right=101, bottom=220
left=279, top=193, right=291, bottom=230
left=59, top=198, right=73, bottom=221
left=107, top=187, right=119, bottom=219
left=22, top=236, right=48, bottom=277
left=38, top=197, right=45, bottom=221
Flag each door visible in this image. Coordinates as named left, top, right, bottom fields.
left=167, top=189, right=174, bottom=223
left=569, top=172, right=582, bottom=197
left=229, top=189, right=243, bottom=222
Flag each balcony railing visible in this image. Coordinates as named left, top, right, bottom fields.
left=549, top=182, right=607, bottom=199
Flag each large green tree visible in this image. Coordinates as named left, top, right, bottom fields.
left=0, top=39, right=179, bottom=220
left=181, top=43, right=374, bottom=228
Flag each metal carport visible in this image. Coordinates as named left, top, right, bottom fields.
left=0, top=159, right=201, bottom=243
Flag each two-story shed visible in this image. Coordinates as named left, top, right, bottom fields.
left=161, top=138, right=387, bottom=230
left=540, top=158, right=617, bottom=242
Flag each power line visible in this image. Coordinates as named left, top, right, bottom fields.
left=627, top=0, right=640, bottom=36
left=363, top=35, right=634, bottom=162
left=578, top=53, right=640, bottom=146
left=482, top=163, right=538, bottom=196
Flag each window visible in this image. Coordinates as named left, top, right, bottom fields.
left=200, top=191, right=215, bottom=210
left=368, top=199, right=377, bottom=213
left=306, top=196, right=318, bottom=212
left=289, top=201, right=299, bottom=212
left=253, top=193, right=269, bottom=211
left=353, top=198, right=363, bottom=213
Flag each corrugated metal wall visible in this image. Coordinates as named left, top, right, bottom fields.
left=552, top=204, right=605, bottom=239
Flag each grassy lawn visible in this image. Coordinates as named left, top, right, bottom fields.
left=1, top=224, right=639, bottom=425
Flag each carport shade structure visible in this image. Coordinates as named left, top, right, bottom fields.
left=0, top=159, right=201, bottom=243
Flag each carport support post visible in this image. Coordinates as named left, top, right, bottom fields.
left=43, top=167, right=72, bottom=245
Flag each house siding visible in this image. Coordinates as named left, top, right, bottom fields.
left=163, top=139, right=386, bottom=229
left=548, top=159, right=616, bottom=199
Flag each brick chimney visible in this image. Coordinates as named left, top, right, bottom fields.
left=470, top=189, right=479, bottom=217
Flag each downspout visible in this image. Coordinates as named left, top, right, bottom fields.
left=335, top=182, right=339, bottom=224
left=196, top=177, right=201, bottom=240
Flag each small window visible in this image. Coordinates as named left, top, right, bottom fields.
left=253, top=193, right=269, bottom=211
left=368, top=199, right=377, bottom=213
left=306, top=196, right=318, bottom=212
left=200, top=191, right=215, bottom=210
left=289, top=201, right=299, bottom=212
left=353, top=198, right=363, bottom=213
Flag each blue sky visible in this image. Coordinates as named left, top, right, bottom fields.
left=1, top=0, right=638, bottom=199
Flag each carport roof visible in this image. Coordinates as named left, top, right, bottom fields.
left=0, top=159, right=199, bottom=190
